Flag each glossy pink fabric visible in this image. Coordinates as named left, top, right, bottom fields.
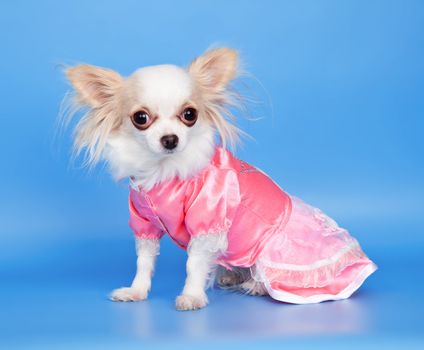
left=129, top=147, right=377, bottom=303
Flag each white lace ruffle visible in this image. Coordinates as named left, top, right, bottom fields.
left=252, top=242, right=368, bottom=289
left=187, top=231, right=228, bottom=255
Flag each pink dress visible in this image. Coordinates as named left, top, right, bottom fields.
left=129, top=147, right=377, bottom=304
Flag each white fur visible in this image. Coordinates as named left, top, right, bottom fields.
left=176, top=233, right=228, bottom=311
left=104, top=63, right=229, bottom=308
left=105, top=117, right=215, bottom=191
left=103, top=65, right=216, bottom=190
left=64, top=48, right=250, bottom=310
left=110, top=238, right=160, bottom=302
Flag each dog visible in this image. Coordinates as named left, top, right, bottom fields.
left=62, top=48, right=376, bottom=310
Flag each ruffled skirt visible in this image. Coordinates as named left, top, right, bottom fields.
left=252, top=196, right=377, bottom=304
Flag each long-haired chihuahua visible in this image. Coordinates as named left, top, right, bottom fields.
left=62, top=48, right=376, bottom=310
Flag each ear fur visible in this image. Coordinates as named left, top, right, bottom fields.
left=188, top=48, right=238, bottom=92
left=63, top=64, right=124, bottom=166
left=66, top=65, right=123, bottom=108
left=188, top=48, right=241, bottom=149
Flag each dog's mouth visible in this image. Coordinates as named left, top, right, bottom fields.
left=160, top=146, right=183, bottom=156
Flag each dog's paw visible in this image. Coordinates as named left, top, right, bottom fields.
left=219, top=275, right=237, bottom=286
left=175, top=293, right=208, bottom=311
left=239, top=279, right=268, bottom=296
left=110, top=287, right=148, bottom=302
left=218, top=272, right=244, bottom=287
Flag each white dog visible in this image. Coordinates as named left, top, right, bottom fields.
left=62, top=48, right=376, bottom=311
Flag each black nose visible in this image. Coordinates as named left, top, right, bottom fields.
left=160, top=134, right=179, bottom=150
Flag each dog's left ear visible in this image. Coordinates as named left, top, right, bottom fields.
left=188, top=48, right=238, bottom=92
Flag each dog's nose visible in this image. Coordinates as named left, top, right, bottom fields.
left=160, top=134, right=179, bottom=150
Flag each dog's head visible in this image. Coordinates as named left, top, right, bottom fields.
left=64, top=48, right=240, bottom=188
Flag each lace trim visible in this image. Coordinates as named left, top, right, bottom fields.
left=134, top=232, right=164, bottom=240
left=261, top=263, right=378, bottom=304
left=191, top=219, right=232, bottom=238
left=258, top=241, right=360, bottom=271
left=187, top=231, right=228, bottom=255
left=253, top=244, right=368, bottom=289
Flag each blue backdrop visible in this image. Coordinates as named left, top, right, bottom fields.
left=1, top=1, right=423, bottom=349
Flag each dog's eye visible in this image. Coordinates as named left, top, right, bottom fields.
left=131, top=111, right=151, bottom=130
left=180, top=107, right=198, bottom=126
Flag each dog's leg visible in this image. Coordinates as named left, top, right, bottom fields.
left=176, top=233, right=227, bottom=311
left=217, top=266, right=250, bottom=287
left=217, top=266, right=267, bottom=296
left=110, top=237, right=160, bottom=302
left=239, top=278, right=268, bottom=296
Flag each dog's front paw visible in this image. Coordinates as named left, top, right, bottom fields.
left=110, top=287, right=148, bottom=302
left=175, top=293, right=208, bottom=311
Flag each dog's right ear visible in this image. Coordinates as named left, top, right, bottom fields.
left=66, top=65, right=123, bottom=108
left=63, top=65, right=124, bottom=165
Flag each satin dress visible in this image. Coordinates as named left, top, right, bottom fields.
left=129, top=147, right=377, bottom=304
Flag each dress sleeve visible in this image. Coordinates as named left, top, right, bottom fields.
left=128, top=192, right=165, bottom=240
left=184, top=167, right=241, bottom=238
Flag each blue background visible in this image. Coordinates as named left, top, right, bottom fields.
left=1, top=0, right=423, bottom=348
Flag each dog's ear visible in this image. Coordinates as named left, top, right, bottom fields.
left=66, top=65, right=123, bottom=108
left=188, top=48, right=238, bottom=92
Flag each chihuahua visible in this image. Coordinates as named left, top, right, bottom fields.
left=63, top=48, right=376, bottom=310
